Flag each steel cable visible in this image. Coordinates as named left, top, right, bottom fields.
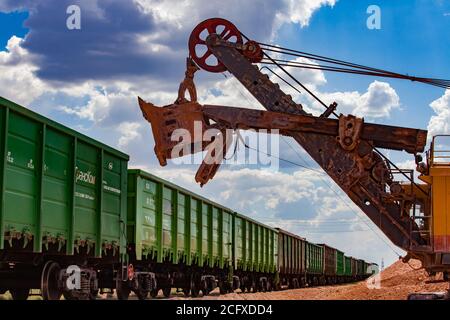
left=256, top=42, right=450, bottom=89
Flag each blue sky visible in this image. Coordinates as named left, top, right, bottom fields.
left=278, top=0, right=450, bottom=130
left=0, top=11, right=28, bottom=48
left=0, top=0, right=449, bottom=267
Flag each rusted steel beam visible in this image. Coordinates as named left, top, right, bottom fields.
left=138, top=98, right=426, bottom=166
left=202, top=105, right=427, bottom=154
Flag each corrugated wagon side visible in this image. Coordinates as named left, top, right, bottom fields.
left=344, top=255, right=352, bottom=279
left=234, top=213, right=278, bottom=292
left=320, top=244, right=338, bottom=285
left=0, top=96, right=129, bottom=300
left=336, top=249, right=345, bottom=282
left=351, top=257, right=358, bottom=279
left=126, top=169, right=234, bottom=298
left=276, top=228, right=306, bottom=288
left=357, top=259, right=365, bottom=279
left=305, top=241, right=324, bottom=286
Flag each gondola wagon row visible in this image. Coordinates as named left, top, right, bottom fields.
left=0, top=97, right=376, bottom=300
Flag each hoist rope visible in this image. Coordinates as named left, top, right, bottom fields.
left=256, top=42, right=450, bottom=89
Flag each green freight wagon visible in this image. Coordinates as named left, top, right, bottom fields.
left=344, top=255, right=352, bottom=278
left=276, top=228, right=306, bottom=288
left=364, top=261, right=369, bottom=275
left=126, top=169, right=234, bottom=298
left=234, top=213, right=278, bottom=292
left=305, top=241, right=324, bottom=285
left=0, top=96, right=129, bottom=300
left=367, top=262, right=379, bottom=275
left=357, top=259, right=365, bottom=277
left=306, top=242, right=323, bottom=274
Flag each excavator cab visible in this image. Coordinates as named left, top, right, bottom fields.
left=419, top=136, right=450, bottom=258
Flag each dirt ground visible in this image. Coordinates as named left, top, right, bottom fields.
left=1, top=259, right=448, bottom=300
left=171, top=259, right=449, bottom=300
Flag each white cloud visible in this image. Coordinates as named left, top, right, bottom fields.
left=153, top=167, right=320, bottom=212
left=396, top=159, right=416, bottom=170
left=60, top=90, right=111, bottom=122
left=308, top=81, right=400, bottom=118
left=135, top=0, right=337, bottom=38
left=274, top=0, right=337, bottom=28
left=428, top=89, right=450, bottom=137
left=117, top=121, right=142, bottom=147
left=355, top=81, right=400, bottom=118
left=0, top=36, right=48, bottom=105
left=198, top=76, right=263, bottom=109
left=269, top=57, right=327, bottom=94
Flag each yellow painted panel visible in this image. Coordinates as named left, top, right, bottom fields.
left=432, top=176, right=450, bottom=251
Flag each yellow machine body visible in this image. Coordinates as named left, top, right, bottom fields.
left=419, top=135, right=450, bottom=253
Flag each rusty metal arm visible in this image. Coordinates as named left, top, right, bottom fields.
left=202, top=105, right=427, bottom=154
left=138, top=97, right=426, bottom=177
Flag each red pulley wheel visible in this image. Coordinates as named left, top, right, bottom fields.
left=188, top=18, right=243, bottom=73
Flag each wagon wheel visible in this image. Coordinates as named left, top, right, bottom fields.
left=239, top=281, right=246, bottom=293
left=63, top=291, right=75, bottom=300
left=149, top=288, right=159, bottom=298
left=218, top=280, right=228, bottom=295
left=162, top=287, right=171, bottom=298
left=41, top=261, right=62, bottom=300
left=300, top=278, right=306, bottom=287
left=267, top=280, right=272, bottom=292
left=9, top=288, right=30, bottom=300
left=251, top=280, right=257, bottom=293
left=200, top=278, right=211, bottom=296
left=135, top=289, right=149, bottom=300
left=190, top=279, right=200, bottom=297
left=89, top=288, right=99, bottom=300
left=260, top=279, right=266, bottom=292
left=247, top=280, right=254, bottom=293
left=115, top=278, right=131, bottom=300
left=188, top=18, right=243, bottom=73
left=182, top=287, right=190, bottom=297
left=313, top=277, right=319, bottom=286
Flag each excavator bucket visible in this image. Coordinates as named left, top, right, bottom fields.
left=138, top=98, right=209, bottom=166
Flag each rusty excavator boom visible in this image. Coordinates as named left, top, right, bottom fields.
left=138, top=18, right=450, bottom=281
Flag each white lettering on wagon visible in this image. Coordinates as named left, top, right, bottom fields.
left=102, top=180, right=121, bottom=194
left=6, top=151, right=14, bottom=164
left=27, top=159, right=34, bottom=170
left=75, top=167, right=96, bottom=185
left=75, top=191, right=94, bottom=201
left=103, top=185, right=121, bottom=194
